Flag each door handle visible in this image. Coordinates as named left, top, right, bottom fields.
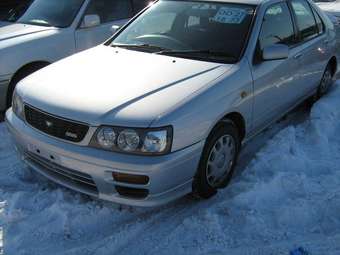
left=293, top=53, right=303, bottom=59
left=324, top=39, right=330, bottom=45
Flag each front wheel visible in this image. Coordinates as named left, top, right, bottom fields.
left=192, top=121, right=240, bottom=199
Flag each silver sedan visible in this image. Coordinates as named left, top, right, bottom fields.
left=6, top=0, right=338, bottom=206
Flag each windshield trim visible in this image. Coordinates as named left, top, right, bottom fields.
left=238, top=3, right=259, bottom=62
left=105, top=0, right=258, bottom=64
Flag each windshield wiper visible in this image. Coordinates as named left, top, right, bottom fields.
left=155, top=49, right=235, bottom=59
left=111, top=43, right=167, bottom=52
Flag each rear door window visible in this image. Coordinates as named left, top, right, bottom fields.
left=291, top=0, right=319, bottom=40
left=312, top=7, right=324, bottom=34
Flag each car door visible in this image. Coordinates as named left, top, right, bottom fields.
left=74, top=0, right=134, bottom=52
left=251, top=1, right=305, bottom=131
left=290, top=0, right=329, bottom=95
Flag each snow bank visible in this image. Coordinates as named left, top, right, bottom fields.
left=0, top=83, right=340, bottom=254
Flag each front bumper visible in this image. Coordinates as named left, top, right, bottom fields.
left=5, top=109, right=204, bottom=207
left=0, top=74, right=11, bottom=111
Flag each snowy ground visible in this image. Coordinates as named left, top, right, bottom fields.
left=1, top=84, right=340, bottom=255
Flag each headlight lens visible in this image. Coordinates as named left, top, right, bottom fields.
left=117, top=129, right=140, bottom=152
left=96, top=127, right=116, bottom=149
left=142, top=130, right=167, bottom=153
left=12, top=90, right=25, bottom=120
left=90, top=126, right=172, bottom=155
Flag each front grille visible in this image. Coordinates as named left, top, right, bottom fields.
left=25, top=105, right=89, bottom=142
left=25, top=151, right=98, bottom=195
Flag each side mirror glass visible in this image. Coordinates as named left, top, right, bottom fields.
left=262, top=44, right=289, bottom=61
left=81, top=14, right=100, bottom=28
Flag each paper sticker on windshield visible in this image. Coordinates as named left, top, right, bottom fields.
left=192, top=3, right=217, bottom=10
left=212, top=7, right=247, bottom=24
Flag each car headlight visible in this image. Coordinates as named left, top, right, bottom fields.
left=333, top=16, right=340, bottom=26
left=90, top=126, right=172, bottom=155
left=12, top=90, right=25, bottom=120
left=328, top=13, right=340, bottom=26
left=117, top=129, right=140, bottom=152
left=96, top=127, right=116, bottom=149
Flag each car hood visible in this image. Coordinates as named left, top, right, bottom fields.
left=18, top=45, right=232, bottom=127
left=316, top=2, right=340, bottom=14
left=0, top=23, right=54, bottom=42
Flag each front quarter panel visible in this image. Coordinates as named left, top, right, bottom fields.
left=152, top=59, right=253, bottom=152
left=0, top=29, right=76, bottom=76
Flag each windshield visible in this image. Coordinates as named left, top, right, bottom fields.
left=110, top=0, right=255, bottom=63
left=3, top=0, right=85, bottom=28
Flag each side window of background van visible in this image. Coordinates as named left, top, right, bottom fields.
left=85, top=0, right=133, bottom=24
left=133, top=0, right=150, bottom=14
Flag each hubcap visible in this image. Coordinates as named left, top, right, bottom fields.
left=206, top=134, right=236, bottom=188
left=320, top=69, right=332, bottom=94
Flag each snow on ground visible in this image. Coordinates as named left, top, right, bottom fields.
left=1, top=84, right=340, bottom=255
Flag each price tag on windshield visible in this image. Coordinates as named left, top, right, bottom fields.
left=212, top=7, right=247, bottom=24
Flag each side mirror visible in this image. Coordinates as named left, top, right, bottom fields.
left=262, top=44, right=289, bottom=61
left=81, top=14, right=100, bottom=28
left=110, top=25, right=120, bottom=33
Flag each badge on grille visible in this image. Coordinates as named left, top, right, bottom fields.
left=65, top=131, right=78, bottom=139
left=45, top=120, right=53, bottom=128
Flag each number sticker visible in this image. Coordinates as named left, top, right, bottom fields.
left=212, top=7, right=247, bottom=24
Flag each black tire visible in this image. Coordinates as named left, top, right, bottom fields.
left=192, top=120, right=241, bottom=199
left=0, top=112, right=4, bottom=122
left=316, top=64, right=334, bottom=99
left=6, top=63, right=49, bottom=109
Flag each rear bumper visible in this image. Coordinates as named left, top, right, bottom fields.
left=5, top=109, right=204, bottom=207
left=0, top=74, right=11, bottom=111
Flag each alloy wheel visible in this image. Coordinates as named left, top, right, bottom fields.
left=206, top=134, right=236, bottom=188
left=319, top=68, right=333, bottom=95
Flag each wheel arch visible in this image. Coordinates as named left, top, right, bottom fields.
left=6, top=61, right=51, bottom=107
left=222, top=112, right=246, bottom=141
left=207, top=111, right=247, bottom=142
left=328, top=56, right=337, bottom=77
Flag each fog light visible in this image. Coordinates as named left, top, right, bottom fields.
left=112, top=172, right=149, bottom=185
left=115, top=186, right=149, bottom=199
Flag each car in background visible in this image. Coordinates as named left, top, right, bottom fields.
left=6, top=0, right=337, bottom=206
left=314, top=0, right=340, bottom=18
left=0, top=0, right=30, bottom=20
left=313, top=0, right=340, bottom=52
left=0, top=0, right=149, bottom=116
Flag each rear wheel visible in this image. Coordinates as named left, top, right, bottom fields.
left=192, top=121, right=240, bottom=199
left=317, top=64, right=334, bottom=99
